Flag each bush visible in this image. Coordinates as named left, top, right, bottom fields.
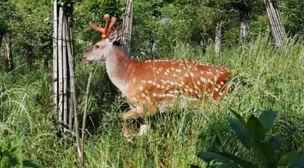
left=196, top=110, right=304, bottom=168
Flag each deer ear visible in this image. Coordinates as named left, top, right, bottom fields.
left=108, top=27, right=123, bottom=43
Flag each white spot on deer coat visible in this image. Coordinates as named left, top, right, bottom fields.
left=200, top=77, right=206, bottom=83
left=175, top=69, right=181, bottom=73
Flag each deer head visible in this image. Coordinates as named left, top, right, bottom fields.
left=82, top=14, right=122, bottom=63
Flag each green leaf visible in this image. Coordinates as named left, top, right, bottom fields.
left=190, top=165, right=201, bottom=168
left=269, top=136, right=284, bottom=152
left=229, top=109, right=246, bottom=126
left=227, top=117, right=251, bottom=149
left=23, top=160, right=42, bottom=168
left=279, top=151, right=301, bottom=167
left=247, top=115, right=265, bottom=142
left=276, top=82, right=285, bottom=89
left=218, top=152, right=258, bottom=168
left=286, top=153, right=304, bottom=168
left=258, top=142, right=278, bottom=167
left=258, top=110, right=277, bottom=132
left=9, top=145, right=19, bottom=155
left=10, top=156, right=19, bottom=166
left=197, top=151, right=241, bottom=168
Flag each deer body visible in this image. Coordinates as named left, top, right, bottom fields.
left=83, top=14, right=231, bottom=141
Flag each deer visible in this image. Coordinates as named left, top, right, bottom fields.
left=82, top=14, right=231, bottom=141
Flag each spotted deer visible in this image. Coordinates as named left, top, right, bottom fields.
left=83, top=14, right=231, bottom=141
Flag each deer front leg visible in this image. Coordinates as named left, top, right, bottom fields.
left=121, top=101, right=157, bottom=141
left=122, top=107, right=144, bottom=141
left=138, top=124, right=148, bottom=136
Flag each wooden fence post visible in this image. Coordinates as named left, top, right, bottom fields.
left=265, top=0, right=286, bottom=47
left=122, top=0, right=133, bottom=54
left=52, top=1, right=83, bottom=166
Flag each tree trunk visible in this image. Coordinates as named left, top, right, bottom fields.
left=264, top=0, right=286, bottom=47
left=26, top=45, right=35, bottom=71
left=3, top=35, right=14, bottom=72
left=149, top=40, right=156, bottom=55
left=0, top=34, right=3, bottom=49
left=200, top=39, right=211, bottom=55
left=240, top=10, right=249, bottom=43
left=215, top=21, right=222, bottom=57
left=122, top=0, right=133, bottom=55
left=42, top=54, right=48, bottom=71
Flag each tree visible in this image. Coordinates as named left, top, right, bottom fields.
left=280, top=0, right=304, bottom=36
left=8, top=0, right=52, bottom=71
left=0, top=0, right=16, bottom=72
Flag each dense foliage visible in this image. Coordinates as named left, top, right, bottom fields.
left=1, top=0, right=304, bottom=68
left=0, top=0, right=304, bottom=167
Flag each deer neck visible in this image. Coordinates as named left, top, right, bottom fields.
left=105, top=46, right=134, bottom=96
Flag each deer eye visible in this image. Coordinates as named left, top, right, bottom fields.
left=95, top=45, right=100, bottom=49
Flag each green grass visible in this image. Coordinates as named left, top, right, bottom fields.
left=1, top=36, right=304, bottom=167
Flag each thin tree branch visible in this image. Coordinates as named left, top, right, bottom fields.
left=80, top=70, right=93, bottom=167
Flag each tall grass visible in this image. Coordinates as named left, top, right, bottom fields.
left=0, top=36, right=304, bottom=167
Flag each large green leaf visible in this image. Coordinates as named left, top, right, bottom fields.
left=258, top=110, right=277, bottom=132
left=218, top=152, right=258, bottom=168
left=269, top=136, right=284, bottom=152
left=227, top=117, right=252, bottom=149
left=286, top=154, right=304, bottom=168
left=197, top=151, right=241, bottom=168
left=247, top=115, right=265, bottom=142
left=258, top=142, right=278, bottom=167
left=279, top=151, right=301, bottom=167
left=229, top=109, right=246, bottom=126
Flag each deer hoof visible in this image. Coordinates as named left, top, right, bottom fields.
left=138, top=124, right=149, bottom=136
left=123, top=129, right=133, bottom=142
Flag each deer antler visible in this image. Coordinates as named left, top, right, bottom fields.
left=107, top=17, right=117, bottom=36
left=89, top=14, right=118, bottom=40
